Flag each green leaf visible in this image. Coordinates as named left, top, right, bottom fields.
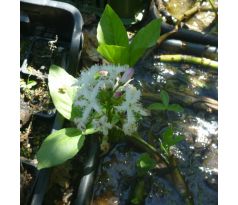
left=48, top=65, right=78, bottom=120
left=97, top=4, right=129, bottom=47
left=172, top=135, right=185, bottom=145
left=147, top=103, right=167, bottom=111
left=20, top=79, right=37, bottom=90
left=37, top=128, right=85, bottom=169
left=167, top=104, right=184, bottom=112
left=162, top=127, right=184, bottom=150
left=162, top=127, right=173, bottom=146
left=136, top=153, right=156, bottom=176
left=129, top=19, right=162, bottom=66
left=97, top=44, right=129, bottom=65
left=160, top=90, right=169, bottom=106
left=160, top=142, right=169, bottom=157
left=26, top=80, right=37, bottom=89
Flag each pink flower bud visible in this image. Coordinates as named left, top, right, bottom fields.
left=98, top=70, right=109, bottom=76
left=114, top=91, right=122, bottom=98
left=120, top=68, right=134, bottom=84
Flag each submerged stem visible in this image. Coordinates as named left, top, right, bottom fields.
left=158, top=54, right=218, bottom=69
left=169, top=156, right=194, bottom=205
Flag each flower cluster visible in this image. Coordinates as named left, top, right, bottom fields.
left=73, top=65, right=148, bottom=137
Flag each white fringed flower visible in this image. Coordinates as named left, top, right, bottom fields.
left=115, top=85, right=149, bottom=135
left=73, top=65, right=148, bottom=137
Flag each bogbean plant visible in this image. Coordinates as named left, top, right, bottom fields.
left=36, top=5, right=184, bottom=174
left=37, top=64, right=149, bottom=169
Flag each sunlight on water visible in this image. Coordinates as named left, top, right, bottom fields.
left=190, top=117, right=218, bottom=147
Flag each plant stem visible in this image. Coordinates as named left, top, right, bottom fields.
left=164, top=89, right=218, bottom=110
left=169, top=156, right=194, bottom=205
left=142, top=91, right=161, bottom=101
left=130, top=178, right=145, bottom=204
left=207, top=0, right=218, bottom=17
left=129, top=133, right=169, bottom=166
left=157, top=54, right=218, bottom=69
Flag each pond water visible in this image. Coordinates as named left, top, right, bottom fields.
left=92, top=49, right=218, bottom=205
left=157, top=0, right=217, bottom=32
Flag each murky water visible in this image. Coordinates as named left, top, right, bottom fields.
left=161, top=0, right=217, bottom=32
left=165, top=0, right=196, bottom=19
left=92, top=49, right=218, bottom=204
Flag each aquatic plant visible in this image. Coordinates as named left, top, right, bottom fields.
left=36, top=64, right=149, bottom=169
left=37, top=4, right=162, bottom=169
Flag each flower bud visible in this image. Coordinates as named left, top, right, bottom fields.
left=120, top=68, right=134, bottom=84
left=114, top=91, right=122, bottom=98
left=98, top=70, right=109, bottom=76
left=94, top=70, right=109, bottom=80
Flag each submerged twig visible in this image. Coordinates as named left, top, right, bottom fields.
left=157, top=54, right=218, bottom=69
left=142, top=90, right=218, bottom=111
left=157, top=2, right=218, bottom=46
left=130, top=178, right=146, bottom=204
left=176, top=4, right=218, bottom=23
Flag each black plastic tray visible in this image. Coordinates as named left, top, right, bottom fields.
left=21, top=0, right=84, bottom=74
left=20, top=1, right=84, bottom=204
left=20, top=0, right=84, bottom=118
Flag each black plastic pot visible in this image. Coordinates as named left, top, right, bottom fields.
left=29, top=113, right=64, bottom=205
left=20, top=0, right=84, bottom=118
left=20, top=158, right=38, bottom=205
left=20, top=0, right=84, bottom=75
left=24, top=114, right=100, bottom=205
left=74, top=135, right=100, bottom=205
left=20, top=0, right=84, bottom=204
